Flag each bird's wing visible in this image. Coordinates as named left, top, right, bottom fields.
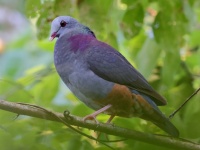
left=86, top=41, right=166, bottom=106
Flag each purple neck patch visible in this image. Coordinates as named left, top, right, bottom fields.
left=68, top=34, right=95, bottom=53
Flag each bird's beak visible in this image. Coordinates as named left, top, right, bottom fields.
left=49, top=32, right=57, bottom=41
left=49, top=25, right=61, bottom=41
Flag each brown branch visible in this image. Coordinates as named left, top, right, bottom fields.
left=0, top=99, right=200, bottom=150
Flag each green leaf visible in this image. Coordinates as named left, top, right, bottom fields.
left=54, top=0, right=75, bottom=16
left=37, top=40, right=55, bottom=52
left=25, top=0, right=42, bottom=18
left=72, top=103, right=93, bottom=117
left=124, top=30, right=146, bottom=57
left=121, top=2, right=144, bottom=39
left=183, top=95, right=200, bottom=138
left=0, top=79, right=33, bottom=102
left=189, top=30, right=200, bottom=47
left=34, top=0, right=55, bottom=39
left=66, top=136, right=83, bottom=150
left=152, top=1, right=188, bottom=89
left=30, top=73, right=59, bottom=105
left=153, top=1, right=188, bottom=50
left=36, top=15, right=52, bottom=40
left=161, top=51, right=181, bottom=88
left=135, top=38, right=161, bottom=78
left=81, top=140, right=94, bottom=150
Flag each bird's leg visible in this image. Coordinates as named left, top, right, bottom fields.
left=106, top=114, right=115, bottom=124
left=97, top=114, right=115, bottom=140
left=83, top=104, right=112, bottom=124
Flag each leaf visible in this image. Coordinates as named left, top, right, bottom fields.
left=153, top=1, right=188, bottom=50
left=183, top=94, right=200, bottom=138
left=35, top=1, right=55, bottom=39
left=161, top=51, right=181, bottom=88
left=124, top=30, right=147, bottom=63
left=189, top=30, right=200, bottom=47
left=130, top=141, right=172, bottom=150
left=121, top=2, right=144, bottom=39
left=30, top=73, right=59, bottom=106
left=25, top=0, right=42, bottom=18
left=81, top=140, right=94, bottom=150
left=72, top=103, right=93, bottom=117
left=54, top=0, right=75, bottom=16
left=0, top=79, right=33, bottom=102
left=105, top=32, right=118, bottom=50
left=37, top=40, right=55, bottom=52
left=36, top=15, right=52, bottom=40
left=66, top=136, right=83, bottom=150
left=135, top=38, right=161, bottom=78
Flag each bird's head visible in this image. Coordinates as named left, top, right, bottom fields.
left=49, top=16, right=79, bottom=41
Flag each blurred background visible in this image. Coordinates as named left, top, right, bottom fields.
left=0, top=0, right=200, bottom=149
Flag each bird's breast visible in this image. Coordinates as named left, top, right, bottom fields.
left=55, top=58, right=115, bottom=110
left=66, top=69, right=115, bottom=109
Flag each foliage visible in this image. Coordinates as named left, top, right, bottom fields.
left=0, top=0, right=200, bottom=149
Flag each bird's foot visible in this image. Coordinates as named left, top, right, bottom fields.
left=83, top=114, right=99, bottom=124
left=83, top=104, right=112, bottom=124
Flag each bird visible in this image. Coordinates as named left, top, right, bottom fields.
left=49, top=16, right=179, bottom=137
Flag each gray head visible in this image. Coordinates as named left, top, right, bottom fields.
left=49, top=16, right=80, bottom=41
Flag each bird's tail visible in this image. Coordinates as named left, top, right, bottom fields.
left=132, top=91, right=179, bottom=137
left=151, top=116, right=179, bottom=137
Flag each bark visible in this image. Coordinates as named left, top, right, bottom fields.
left=0, top=99, right=200, bottom=150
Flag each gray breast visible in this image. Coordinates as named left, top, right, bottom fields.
left=55, top=51, right=114, bottom=110
left=68, top=69, right=114, bottom=109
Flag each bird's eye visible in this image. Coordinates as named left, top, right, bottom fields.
left=60, top=20, right=67, bottom=27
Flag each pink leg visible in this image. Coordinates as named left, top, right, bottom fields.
left=97, top=114, right=115, bottom=139
left=106, top=114, right=115, bottom=123
left=83, top=104, right=112, bottom=123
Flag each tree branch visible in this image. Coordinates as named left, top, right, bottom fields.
left=0, top=99, right=200, bottom=150
left=169, top=87, right=200, bottom=118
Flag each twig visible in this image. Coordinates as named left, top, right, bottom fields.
left=15, top=102, right=114, bottom=149
left=1, top=99, right=200, bottom=150
left=169, top=88, right=200, bottom=119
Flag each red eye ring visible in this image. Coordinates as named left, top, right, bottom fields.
left=60, top=20, right=67, bottom=27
